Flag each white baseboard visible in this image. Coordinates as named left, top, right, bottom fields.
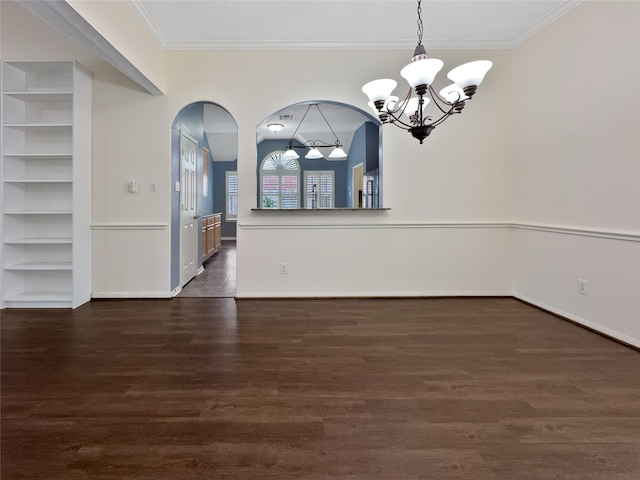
left=92, top=291, right=174, bottom=299
left=513, top=292, right=640, bottom=349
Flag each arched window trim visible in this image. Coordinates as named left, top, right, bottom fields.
left=260, top=151, right=300, bottom=209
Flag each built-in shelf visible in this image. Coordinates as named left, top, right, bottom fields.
left=4, top=262, right=73, bottom=271
left=4, top=238, right=72, bottom=244
left=4, top=92, right=73, bottom=102
left=4, top=211, right=73, bottom=215
left=4, top=153, right=72, bottom=158
left=1, top=60, right=92, bottom=309
left=4, top=292, right=73, bottom=303
left=4, top=123, right=73, bottom=128
left=4, top=180, right=72, bottom=183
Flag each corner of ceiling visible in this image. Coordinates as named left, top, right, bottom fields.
left=508, top=0, right=585, bottom=49
left=126, top=0, right=168, bottom=50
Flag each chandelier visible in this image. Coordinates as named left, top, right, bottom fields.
left=282, top=103, right=347, bottom=160
left=362, top=0, right=492, bottom=144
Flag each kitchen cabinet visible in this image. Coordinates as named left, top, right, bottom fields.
left=202, top=213, right=221, bottom=261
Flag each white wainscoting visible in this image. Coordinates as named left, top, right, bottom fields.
left=91, top=223, right=171, bottom=298
left=238, top=220, right=639, bottom=347
left=236, top=221, right=514, bottom=298
left=512, top=224, right=640, bottom=348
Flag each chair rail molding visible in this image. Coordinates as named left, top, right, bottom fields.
left=239, top=221, right=640, bottom=241
left=91, top=223, right=168, bottom=230
left=512, top=223, right=640, bottom=242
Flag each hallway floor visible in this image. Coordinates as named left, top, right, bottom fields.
left=177, top=240, right=236, bottom=298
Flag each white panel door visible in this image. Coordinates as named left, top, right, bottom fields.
left=180, top=132, right=198, bottom=286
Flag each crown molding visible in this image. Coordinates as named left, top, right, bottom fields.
left=127, top=0, right=169, bottom=49
left=509, top=0, right=585, bottom=47
left=160, top=39, right=515, bottom=52
left=126, top=0, right=585, bottom=52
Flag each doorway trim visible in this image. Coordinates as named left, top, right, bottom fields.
left=352, top=162, right=364, bottom=208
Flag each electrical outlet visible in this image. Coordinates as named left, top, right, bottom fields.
left=280, top=263, right=287, bottom=274
left=150, top=181, right=158, bottom=191
left=577, top=279, right=588, bottom=295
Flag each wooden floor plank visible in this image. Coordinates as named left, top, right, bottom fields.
left=1, top=297, right=639, bottom=479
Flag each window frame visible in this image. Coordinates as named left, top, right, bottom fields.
left=225, top=170, right=238, bottom=221
left=260, top=152, right=300, bottom=209
left=304, top=170, right=335, bottom=209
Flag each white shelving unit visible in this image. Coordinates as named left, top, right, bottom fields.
left=1, top=61, right=92, bottom=308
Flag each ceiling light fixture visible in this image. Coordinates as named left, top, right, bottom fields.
left=267, top=123, right=284, bottom=133
left=362, top=0, right=492, bottom=144
left=282, top=103, right=347, bottom=160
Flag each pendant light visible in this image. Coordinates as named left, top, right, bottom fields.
left=282, top=103, right=348, bottom=160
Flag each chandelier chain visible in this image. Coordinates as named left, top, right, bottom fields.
left=416, top=0, right=423, bottom=46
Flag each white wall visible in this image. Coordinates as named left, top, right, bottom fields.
left=90, top=67, right=171, bottom=297
left=511, top=1, right=640, bottom=347
left=2, top=1, right=638, bottom=348
left=0, top=0, right=97, bottom=66
left=163, top=49, right=514, bottom=298
left=0, top=1, right=172, bottom=297
left=0, top=2, right=514, bottom=301
left=66, top=0, right=166, bottom=93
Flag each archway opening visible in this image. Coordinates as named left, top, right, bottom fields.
left=170, top=101, right=238, bottom=297
left=256, top=100, right=382, bottom=209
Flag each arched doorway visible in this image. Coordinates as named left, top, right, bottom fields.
left=170, top=101, right=238, bottom=297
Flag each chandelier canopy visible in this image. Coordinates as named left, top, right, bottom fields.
left=362, top=0, right=492, bottom=144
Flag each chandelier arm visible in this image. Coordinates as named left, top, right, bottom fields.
left=428, top=84, right=454, bottom=106
left=384, top=113, right=415, bottom=131
left=427, top=86, right=454, bottom=115
left=387, top=87, right=413, bottom=117
left=429, top=108, right=456, bottom=128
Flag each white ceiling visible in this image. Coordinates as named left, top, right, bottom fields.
left=128, top=0, right=583, bottom=160
left=128, top=0, right=583, bottom=51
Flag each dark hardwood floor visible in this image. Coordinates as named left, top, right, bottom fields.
left=177, top=241, right=236, bottom=298
left=2, top=297, right=639, bottom=479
